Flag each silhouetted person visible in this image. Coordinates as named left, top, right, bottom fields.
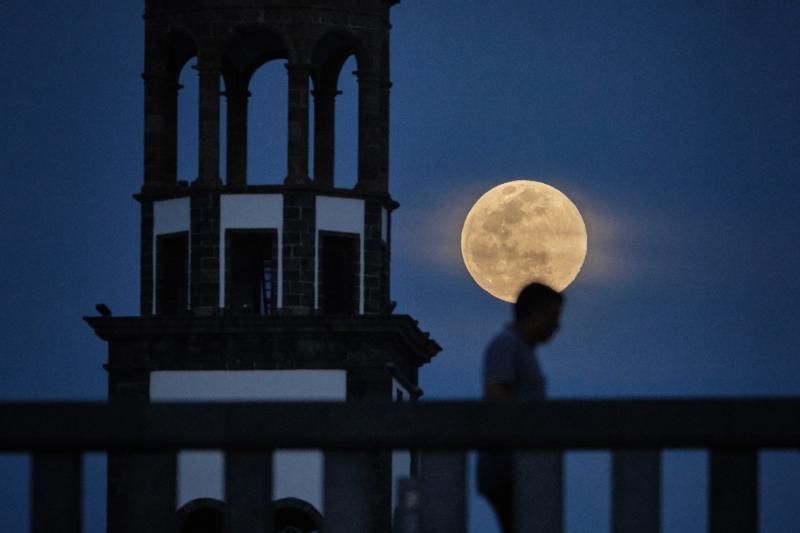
left=477, top=282, right=564, bottom=533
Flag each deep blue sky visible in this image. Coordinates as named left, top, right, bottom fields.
left=1, top=1, right=799, bottom=532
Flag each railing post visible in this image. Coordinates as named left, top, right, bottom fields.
left=32, top=453, right=82, bottom=533
left=225, top=451, right=273, bottom=533
left=709, top=450, right=758, bottom=533
left=514, top=451, right=563, bottom=533
left=108, top=452, right=177, bottom=533
left=419, top=452, right=467, bottom=533
left=324, top=452, right=374, bottom=533
left=612, top=450, right=661, bottom=533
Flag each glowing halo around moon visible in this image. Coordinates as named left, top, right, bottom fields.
left=460, top=180, right=588, bottom=302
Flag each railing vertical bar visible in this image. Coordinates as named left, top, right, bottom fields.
left=225, top=451, right=273, bottom=533
left=709, top=450, right=757, bottom=533
left=611, top=450, right=661, bottom=533
left=419, top=452, right=467, bottom=533
left=325, top=451, right=373, bottom=533
left=514, top=451, right=563, bottom=533
left=108, top=452, right=177, bottom=533
left=32, top=452, right=82, bottom=533
left=133, top=453, right=177, bottom=533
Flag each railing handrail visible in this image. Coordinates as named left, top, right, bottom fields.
left=2, top=398, right=799, bottom=452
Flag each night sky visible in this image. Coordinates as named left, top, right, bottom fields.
left=1, top=1, right=799, bottom=532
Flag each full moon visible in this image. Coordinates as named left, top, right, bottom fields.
left=460, top=180, right=587, bottom=302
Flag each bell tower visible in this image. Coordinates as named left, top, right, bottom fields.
left=86, top=1, right=440, bottom=532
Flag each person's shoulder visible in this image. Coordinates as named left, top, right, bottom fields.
left=485, top=326, right=521, bottom=354
left=492, top=325, right=524, bottom=344
left=483, top=326, right=520, bottom=380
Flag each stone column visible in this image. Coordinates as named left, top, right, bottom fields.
left=282, top=191, right=316, bottom=314
left=378, top=77, right=391, bottom=190
left=285, top=63, right=311, bottom=185
left=197, top=50, right=222, bottom=186
left=189, top=189, right=221, bottom=312
left=313, top=87, right=339, bottom=188
left=226, top=85, right=250, bottom=189
left=163, top=78, right=179, bottom=183
left=357, top=73, right=390, bottom=193
left=143, top=72, right=175, bottom=189
left=362, top=200, right=389, bottom=315
left=139, top=200, right=154, bottom=316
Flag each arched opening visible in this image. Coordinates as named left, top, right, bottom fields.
left=148, top=31, right=197, bottom=186
left=311, top=31, right=363, bottom=189
left=334, top=56, right=358, bottom=189
left=222, top=27, right=290, bottom=187
left=247, top=60, right=288, bottom=184
left=176, top=498, right=224, bottom=533
left=177, top=57, right=199, bottom=182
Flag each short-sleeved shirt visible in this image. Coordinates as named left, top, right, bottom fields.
left=483, top=325, right=547, bottom=401
left=478, top=325, right=547, bottom=494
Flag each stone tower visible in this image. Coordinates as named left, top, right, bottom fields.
left=86, top=1, right=440, bottom=532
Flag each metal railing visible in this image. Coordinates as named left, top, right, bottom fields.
left=2, top=399, right=799, bottom=533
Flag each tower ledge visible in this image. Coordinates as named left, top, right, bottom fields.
left=86, top=314, right=439, bottom=382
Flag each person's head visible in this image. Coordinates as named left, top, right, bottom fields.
left=514, top=282, right=564, bottom=345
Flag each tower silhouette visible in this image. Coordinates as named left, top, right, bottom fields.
left=86, top=1, right=440, bottom=531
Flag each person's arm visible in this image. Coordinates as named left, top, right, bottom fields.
left=483, top=334, right=517, bottom=401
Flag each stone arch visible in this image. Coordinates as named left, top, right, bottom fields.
left=310, top=30, right=366, bottom=188
left=157, top=29, right=199, bottom=80
left=311, top=29, right=366, bottom=89
left=144, top=29, right=199, bottom=185
left=221, top=25, right=291, bottom=186
left=222, top=25, right=292, bottom=87
left=175, top=498, right=225, bottom=533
